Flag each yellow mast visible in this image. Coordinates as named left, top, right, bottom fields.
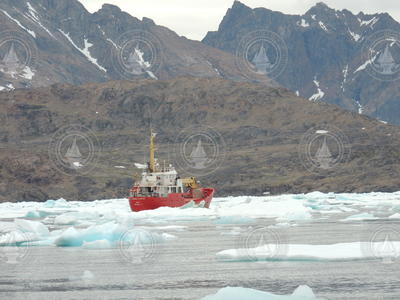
left=149, top=129, right=156, bottom=173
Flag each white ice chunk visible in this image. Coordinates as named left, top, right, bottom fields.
left=201, top=285, right=326, bottom=300
left=216, top=241, right=400, bottom=262
left=44, top=198, right=70, bottom=208
left=82, top=239, right=112, bottom=249
left=341, top=212, right=377, bottom=221
left=134, top=163, right=147, bottom=169
left=14, top=219, right=49, bottom=237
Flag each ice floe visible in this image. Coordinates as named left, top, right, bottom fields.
left=202, top=285, right=326, bottom=300
left=216, top=241, right=400, bottom=262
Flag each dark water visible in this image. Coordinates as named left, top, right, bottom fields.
left=1, top=218, right=400, bottom=299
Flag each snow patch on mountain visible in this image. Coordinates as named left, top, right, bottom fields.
left=359, top=16, right=379, bottom=28
left=318, top=21, right=328, bottom=32
left=355, top=100, right=363, bottom=114
left=298, top=19, right=310, bottom=27
left=348, top=29, right=361, bottom=42
left=25, top=2, right=55, bottom=38
left=354, top=53, right=378, bottom=73
left=21, top=66, right=35, bottom=80
left=0, top=9, right=36, bottom=38
left=58, top=30, right=106, bottom=72
left=341, top=64, right=348, bottom=91
left=97, top=26, right=119, bottom=49
left=309, top=77, right=325, bottom=101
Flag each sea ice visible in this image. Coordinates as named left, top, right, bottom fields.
left=216, top=241, right=400, bottom=262
left=14, top=219, right=49, bottom=238
left=201, top=285, right=326, bottom=300
left=341, top=213, right=377, bottom=221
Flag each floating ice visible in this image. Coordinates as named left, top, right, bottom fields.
left=341, top=213, right=377, bottom=221
left=69, top=270, right=95, bottom=282
left=82, top=239, right=112, bottom=249
left=389, top=213, right=400, bottom=219
left=214, top=216, right=255, bottom=225
left=216, top=241, right=400, bottom=262
left=54, top=222, right=167, bottom=248
left=44, top=199, right=70, bottom=208
left=201, top=285, right=326, bottom=300
left=14, top=219, right=49, bottom=238
left=54, top=222, right=121, bottom=247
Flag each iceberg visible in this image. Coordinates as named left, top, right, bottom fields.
left=54, top=222, right=122, bottom=247
left=54, top=222, right=166, bottom=248
left=201, top=285, right=326, bottom=300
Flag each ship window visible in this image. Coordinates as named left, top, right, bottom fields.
left=172, top=187, right=176, bottom=193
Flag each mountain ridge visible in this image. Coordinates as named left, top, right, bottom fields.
left=203, top=1, right=400, bottom=125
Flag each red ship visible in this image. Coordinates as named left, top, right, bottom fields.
left=128, top=130, right=214, bottom=212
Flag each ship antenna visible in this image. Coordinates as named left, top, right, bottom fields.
left=149, top=129, right=156, bottom=173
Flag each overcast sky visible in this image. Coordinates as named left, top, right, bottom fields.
left=78, top=0, right=400, bottom=40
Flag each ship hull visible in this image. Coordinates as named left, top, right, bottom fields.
left=129, top=188, right=214, bottom=212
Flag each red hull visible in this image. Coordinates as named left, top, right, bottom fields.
left=129, top=188, right=214, bottom=212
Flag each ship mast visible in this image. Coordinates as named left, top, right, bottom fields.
left=149, top=129, right=156, bottom=173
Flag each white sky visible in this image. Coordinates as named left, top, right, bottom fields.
left=78, top=0, right=400, bottom=40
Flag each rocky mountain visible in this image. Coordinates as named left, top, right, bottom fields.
left=1, top=77, right=400, bottom=202
left=0, top=0, right=272, bottom=91
left=203, top=1, right=400, bottom=125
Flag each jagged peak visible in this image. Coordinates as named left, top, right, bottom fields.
left=306, top=1, right=336, bottom=14
left=142, top=17, right=155, bottom=26
left=99, top=3, right=122, bottom=13
left=231, top=0, right=250, bottom=10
